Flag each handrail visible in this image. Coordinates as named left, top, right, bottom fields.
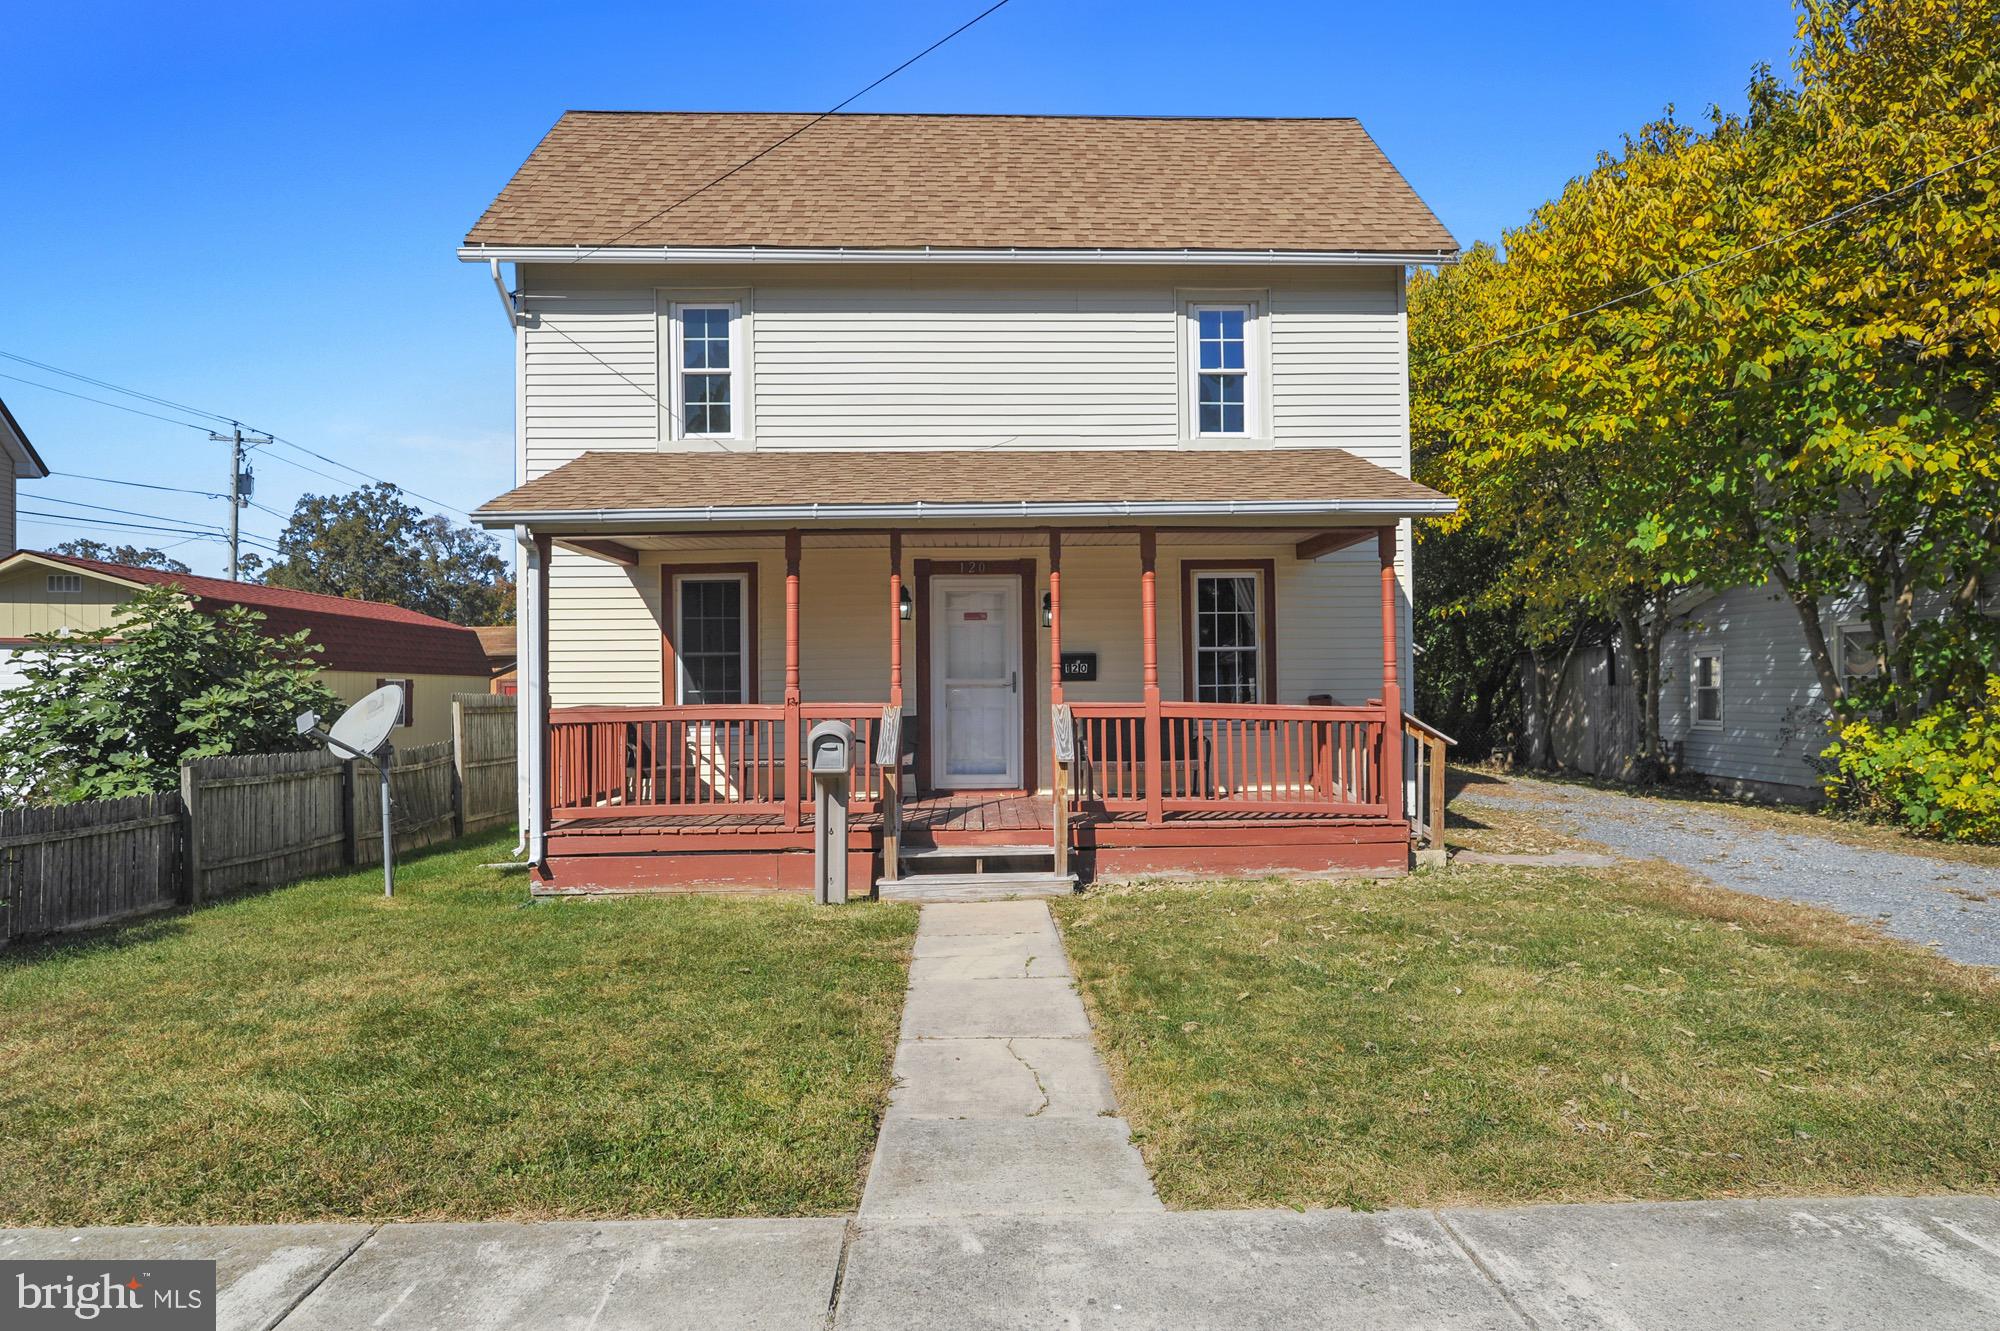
left=878, top=706, right=903, bottom=882
left=1063, top=700, right=1388, bottom=821
left=1050, top=703, right=1074, bottom=877
left=548, top=702, right=888, bottom=821
left=1402, top=712, right=1453, bottom=850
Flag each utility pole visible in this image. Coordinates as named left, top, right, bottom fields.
left=208, top=423, right=270, bottom=579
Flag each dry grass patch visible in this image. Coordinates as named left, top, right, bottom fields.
left=1053, top=864, right=2000, bottom=1212
left=0, top=831, right=917, bottom=1225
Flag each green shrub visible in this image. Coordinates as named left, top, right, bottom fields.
left=1823, top=676, right=2000, bottom=843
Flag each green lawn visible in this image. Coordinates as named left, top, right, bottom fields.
left=1054, top=864, right=2000, bottom=1211
left=0, top=831, right=916, bottom=1225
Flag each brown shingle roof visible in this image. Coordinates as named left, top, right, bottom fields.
left=465, top=113, right=1458, bottom=255
left=475, top=448, right=1452, bottom=522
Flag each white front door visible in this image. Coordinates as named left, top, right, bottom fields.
left=929, top=576, right=1022, bottom=789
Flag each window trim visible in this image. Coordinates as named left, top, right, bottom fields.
left=1179, top=560, right=1278, bottom=704
left=374, top=677, right=415, bottom=728
left=1691, top=651, right=1723, bottom=730
left=666, top=298, right=745, bottom=442
left=1184, top=300, right=1261, bottom=438
left=1834, top=620, right=1882, bottom=690
left=662, top=563, right=759, bottom=705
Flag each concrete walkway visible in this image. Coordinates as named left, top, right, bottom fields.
left=856, top=899, right=1162, bottom=1220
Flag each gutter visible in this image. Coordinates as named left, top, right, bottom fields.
left=457, top=244, right=1462, bottom=268
left=488, top=260, right=527, bottom=329
left=473, top=496, right=1459, bottom=530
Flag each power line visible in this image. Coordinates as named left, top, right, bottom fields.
left=18, top=509, right=279, bottom=549
left=567, top=0, right=1014, bottom=261
left=0, top=371, right=215, bottom=432
left=1, top=353, right=480, bottom=516
left=52, top=471, right=226, bottom=499
left=0, top=349, right=240, bottom=426
left=1459, top=141, right=2000, bottom=356
left=258, top=436, right=472, bottom=516
left=24, top=494, right=283, bottom=550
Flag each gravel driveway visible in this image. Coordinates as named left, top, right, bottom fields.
left=1457, top=777, right=2000, bottom=968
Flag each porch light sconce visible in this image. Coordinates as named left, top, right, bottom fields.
left=1041, top=592, right=1053, bottom=628
left=899, top=585, right=913, bottom=621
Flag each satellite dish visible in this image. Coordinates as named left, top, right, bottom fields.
left=327, top=684, right=403, bottom=759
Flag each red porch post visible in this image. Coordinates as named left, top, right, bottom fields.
left=1378, top=525, right=1405, bottom=826
left=783, top=529, right=802, bottom=829
left=888, top=532, right=904, bottom=710
left=1140, top=529, right=1164, bottom=826
left=1047, top=531, right=1063, bottom=704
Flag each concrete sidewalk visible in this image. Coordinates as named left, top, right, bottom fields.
left=11, top=1196, right=2000, bottom=1330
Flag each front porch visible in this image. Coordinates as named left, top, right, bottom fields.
left=520, top=529, right=1423, bottom=895
left=491, top=447, right=1457, bottom=896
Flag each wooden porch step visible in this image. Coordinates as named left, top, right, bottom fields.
left=897, top=842, right=1054, bottom=863
left=875, top=872, right=1078, bottom=902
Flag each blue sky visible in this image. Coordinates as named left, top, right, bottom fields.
left=6, top=0, right=1800, bottom=576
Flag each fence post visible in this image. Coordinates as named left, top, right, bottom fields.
left=341, top=759, right=360, bottom=865
left=178, top=763, right=203, bottom=906
left=450, top=696, right=469, bottom=839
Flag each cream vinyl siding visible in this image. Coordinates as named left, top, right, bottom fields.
left=513, top=262, right=1409, bottom=461
left=320, top=671, right=493, bottom=748
left=0, top=565, right=138, bottom=636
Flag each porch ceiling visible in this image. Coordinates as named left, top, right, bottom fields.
left=558, top=528, right=1362, bottom=552
left=475, top=447, right=1455, bottom=531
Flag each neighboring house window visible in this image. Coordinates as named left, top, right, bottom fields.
left=1189, top=304, right=1255, bottom=437
left=375, top=677, right=415, bottom=727
left=674, top=574, right=750, bottom=704
left=672, top=303, right=740, bottom=438
left=46, top=573, right=81, bottom=595
left=1837, top=622, right=1882, bottom=692
left=1692, top=653, right=1722, bottom=727
left=1190, top=571, right=1264, bottom=703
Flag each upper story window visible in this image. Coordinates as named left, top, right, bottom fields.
left=671, top=303, right=740, bottom=439
left=45, top=573, right=82, bottom=595
left=1190, top=305, right=1253, bottom=436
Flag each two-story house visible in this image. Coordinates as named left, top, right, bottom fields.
left=464, top=112, right=1459, bottom=896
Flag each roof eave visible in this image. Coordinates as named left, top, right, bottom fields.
left=475, top=497, right=1460, bottom=531
left=458, top=244, right=1461, bottom=268
left=0, top=397, right=49, bottom=479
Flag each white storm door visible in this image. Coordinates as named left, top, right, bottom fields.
left=930, top=577, right=1021, bottom=789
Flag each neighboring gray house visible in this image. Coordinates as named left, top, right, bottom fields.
left=1534, top=576, right=1992, bottom=803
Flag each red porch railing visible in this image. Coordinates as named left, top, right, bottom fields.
left=1064, top=701, right=1386, bottom=819
left=548, top=704, right=891, bottom=821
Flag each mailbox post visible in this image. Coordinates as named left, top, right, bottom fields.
left=808, top=719, right=856, bottom=904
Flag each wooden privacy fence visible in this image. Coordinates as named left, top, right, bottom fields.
left=0, top=794, right=183, bottom=939
left=2, top=694, right=517, bottom=944
left=454, top=693, right=518, bottom=835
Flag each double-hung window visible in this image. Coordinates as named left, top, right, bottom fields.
left=1692, top=653, right=1723, bottom=727
left=1191, top=571, right=1263, bottom=703
left=1836, top=622, right=1881, bottom=693
left=1190, top=304, right=1254, bottom=436
left=672, top=303, right=739, bottom=439
left=674, top=574, right=749, bottom=704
